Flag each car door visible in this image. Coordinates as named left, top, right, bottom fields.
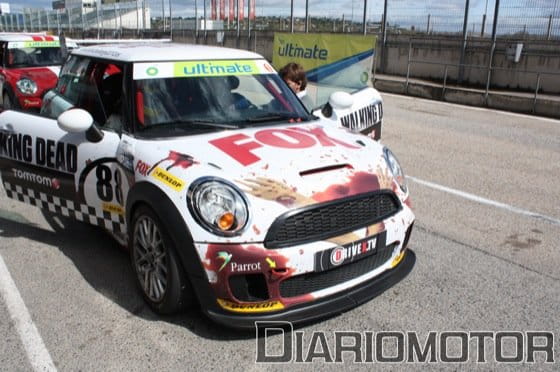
left=0, top=55, right=132, bottom=235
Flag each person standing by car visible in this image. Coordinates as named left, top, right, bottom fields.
left=279, top=62, right=314, bottom=111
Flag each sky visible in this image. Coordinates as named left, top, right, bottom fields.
left=3, top=0, right=559, bottom=31
left=4, top=0, right=496, bottom=18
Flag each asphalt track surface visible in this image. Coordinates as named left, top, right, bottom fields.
left=0, top=94, right=559, bottom=370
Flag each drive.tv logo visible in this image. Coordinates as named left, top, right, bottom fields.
left=11, top=168, right=60, bottom=189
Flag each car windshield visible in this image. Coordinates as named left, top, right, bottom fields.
left=7, top=45, right=65, bottom=68
left=133, top=59, right=311, bottom=134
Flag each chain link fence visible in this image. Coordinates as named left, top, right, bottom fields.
left=0, top=1, right=558, bottom=40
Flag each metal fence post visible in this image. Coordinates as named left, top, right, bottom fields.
left=485, top=0, right=500, bottom=103
left=137, top=0, right=140, bottom=35
left=362, top=0, right=368, bottom=35
left=458, top=0, right=470, bottom=83
left=236, top=0, right=240, bottom=47
left=305, top=0, right=309, bottom=33
left=380, top=0, right=388, bottom=73
left=290, top=0, right=294, bottom=33
left=204, top=0, right=207, bottom=41
left=247, top=0, right=251, bottom=49
left=546, top=15, right=553, bottom=40
left=169, top=0, right=173, bottom=39
left=533, top=73, right=541, bottom=113
left=426, top=14, right=430, bottom=34
left=442, top=65, right=449, bottom=97
left=405, top=40, right=412, bottom=93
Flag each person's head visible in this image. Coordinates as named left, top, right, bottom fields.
left=279, top=62, right=307, bottom=93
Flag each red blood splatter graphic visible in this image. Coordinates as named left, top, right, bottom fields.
left=312, top=171, right=380, bottom=203
left=404, top=197, right=413, bottom=208
left=204, top=243, right=303, bottom=305
left=148, top=151, right=198, bottom=174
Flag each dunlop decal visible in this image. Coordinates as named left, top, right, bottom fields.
left=102, top=202, right=125, bottom=215
left=151, top=167, right=185, bottom=191
left=217, top=298, right=284, bottom=313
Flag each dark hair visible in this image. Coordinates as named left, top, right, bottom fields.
left=278, top=62, right=307, bottom=90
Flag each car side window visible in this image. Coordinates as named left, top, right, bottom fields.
left=47, top=56, right=124, bottom=132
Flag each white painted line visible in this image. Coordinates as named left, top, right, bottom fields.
left=0, top=254, right=57, bottom=372
left=408, top=176, right=560, bottom=226
left=382, top=92, right=560, bottom=124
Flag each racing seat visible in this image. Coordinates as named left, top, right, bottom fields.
left=100, top=72, right=124, bottom=130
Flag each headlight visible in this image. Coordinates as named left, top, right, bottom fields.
left=383, top=147, right=407, bottom=193
left=16, top=78, right=38, bottom=95
left=188, top=178, right=249, bottom=236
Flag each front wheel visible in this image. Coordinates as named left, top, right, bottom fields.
left=2, top=91, right=17, bottom=110
left=131, top=205, right=194, bottom=314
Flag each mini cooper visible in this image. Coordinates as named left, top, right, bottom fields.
left=0, top=32, right=78, bottom=111
left=0, top=43, right=414, bottom=328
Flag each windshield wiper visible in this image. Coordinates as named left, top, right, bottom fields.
left=245, top=113, right=308, bottom=124
left=140, top=120, right=239, bottom=132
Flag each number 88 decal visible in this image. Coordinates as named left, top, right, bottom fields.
left=81, top=160, right=131, bottom=213
left=96, top=164, right=124, bottom=204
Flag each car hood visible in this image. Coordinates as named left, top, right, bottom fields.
left=4, top=67, right=59, bottom=93
left=132, top=121, right=402, bottom=242
left=135, top=121, right=394, bottom=201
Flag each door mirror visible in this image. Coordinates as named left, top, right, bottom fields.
left=328, top=91, right=354, bottom=110
left=57, top=108, right=93, bottom=133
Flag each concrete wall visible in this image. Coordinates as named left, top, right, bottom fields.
left=378, top=34, right=560, bottom=94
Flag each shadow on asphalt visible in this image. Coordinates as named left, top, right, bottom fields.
left=0, top=212, right=416, bottom=341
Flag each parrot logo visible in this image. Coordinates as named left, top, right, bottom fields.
left=217, top=251, right=232, bottom=272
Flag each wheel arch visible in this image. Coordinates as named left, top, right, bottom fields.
left=126, top=181, right=206, bottom=282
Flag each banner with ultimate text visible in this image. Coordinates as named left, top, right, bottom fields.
left=272, top=33, right=376, bottom=90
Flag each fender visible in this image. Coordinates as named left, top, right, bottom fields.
left=125, top=181, right=218, bottom=312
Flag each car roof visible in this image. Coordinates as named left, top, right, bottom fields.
left=71, top=42, right=265, bottom=62
left=0, top=33, right=65, bottom=42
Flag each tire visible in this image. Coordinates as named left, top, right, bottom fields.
left=3, top=91, right=18, bottom=110
left=130, top=205, right=194, bottom=314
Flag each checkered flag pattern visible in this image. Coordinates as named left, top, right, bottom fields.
left=3, top=181, right=126, bottom=233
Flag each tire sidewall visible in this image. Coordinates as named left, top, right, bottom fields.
left=130, top=205, right=191, bottom=314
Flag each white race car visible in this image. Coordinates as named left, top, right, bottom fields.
left=0, top=43, right=414, bottom=328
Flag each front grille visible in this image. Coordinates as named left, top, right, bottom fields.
left=264, top=190, right=400, bottom=249
left=279, top=244, right=395, bottom=298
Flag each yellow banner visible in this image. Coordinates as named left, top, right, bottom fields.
left=272, top=33, right=376, bottom=72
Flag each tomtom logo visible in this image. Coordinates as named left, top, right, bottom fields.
left=11, top=168, right=59, bottom=189
left=330, top=247, right=345, bottom=266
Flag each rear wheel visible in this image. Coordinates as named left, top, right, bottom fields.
left=131, top=205, right=194, bottom=314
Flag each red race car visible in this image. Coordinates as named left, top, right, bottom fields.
left=0, top=33, right=77, bottom=111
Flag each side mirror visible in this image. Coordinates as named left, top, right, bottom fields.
left=57, top=108, right=103, bottom=142
left=328, top=91, right=354, bottom=111
left=57, top=108, right=93, bottom=132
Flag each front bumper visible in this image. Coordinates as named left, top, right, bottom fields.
left=205, top=249, right=415, bottom=329
left=193, top=217, right=415, bottom=328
